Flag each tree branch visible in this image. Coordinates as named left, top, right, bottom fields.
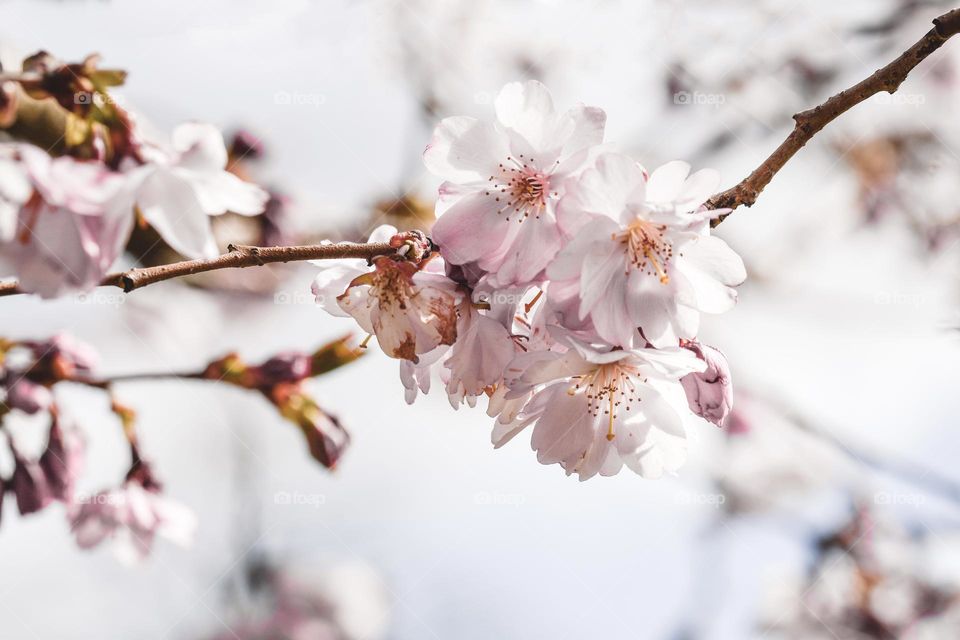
left=0, top=241, right=397, bottom=297
left=709, top=7, right=960, bottom=226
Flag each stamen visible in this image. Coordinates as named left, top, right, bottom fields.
left=618, top=219, right=674, bottom=284
left=485, top=157, right=553, bottom=223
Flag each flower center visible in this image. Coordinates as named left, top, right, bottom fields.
left=617, top=218, right=672, bottom=284
left=568, top=362, right=644, bottom=441
left=485, top=155, right=558, bottom=223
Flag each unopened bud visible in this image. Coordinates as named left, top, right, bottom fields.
left=680, top=342, right=733, bottom=427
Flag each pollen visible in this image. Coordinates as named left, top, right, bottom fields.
left=568, top=361, right=645, bottom=441
left=618, top=219, right=673, bottom=284
left=485, top=155, right=559, bottom=223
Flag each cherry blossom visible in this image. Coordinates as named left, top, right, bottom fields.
left=312, top=226, right=460, bottom=362
left=0, top=145, right=133, bottom=297
left=496, top=338, right=706, bottom=480
left=123, top=122, right=268, bottom=259
left=547, top=152, right=746, bottom=348
left=442, top=298, right=516, bottom=407
left=69, top=479, right=197, bottom=564
left=424, top=80, right=605, bottom=287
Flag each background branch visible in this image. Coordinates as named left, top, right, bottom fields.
left=709, top=7, right=960, bottom=226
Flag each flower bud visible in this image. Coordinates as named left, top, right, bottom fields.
left=22, top=333, right=98, bottom=383
left=10, top=448, right=53, bottom=515
left=680, top=342, right=733, bottom=427
left=39, top=417, right=85, bottom=502
left=252, top=352, right=312, bottom=387
left=4, top=378, right=53, bottom=414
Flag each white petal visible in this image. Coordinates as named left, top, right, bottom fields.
left=423, top=116, right=508, bottom=184
left=432, top=190, right=513, bottom=266
left=676, top=168, right=720, bottom=212
left=136, top=167, right=218, bottom=258
left=183, top=169, right=268, bottom=216
left=367, top=224, right=399, bottom=243
left=312, top=263, right=368, bottom=316
left=557, top=105, right=606, bottom=155
left=646, top=160, right=691, bottom=204
left=678, top=235, right=746, bottom=313
left=494, top=81, right=556, bottom=151
left=172, top=123, right=228, bottom=171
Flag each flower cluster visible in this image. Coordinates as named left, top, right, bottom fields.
left=0, top=52, right=268, bottom=297
left=313, top=81, right=745, bottom=480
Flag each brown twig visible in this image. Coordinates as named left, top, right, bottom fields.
left=709, top=7, right=960, bottom=226
left=0, top=241, right=396, bottom=297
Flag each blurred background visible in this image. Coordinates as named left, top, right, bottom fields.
left=3, top=0, right=960, bottom=638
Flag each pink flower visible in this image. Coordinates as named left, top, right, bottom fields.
left=0, top=145, right=133, bottom=297
left=124, top=123, right=268, bottom=258
left=547, top=152, right=746, bottom=348
left=424, top=80, right=605, bottom=287
left=497, top=338, right=706, bottom=480
left=69, top=480, right=196, bottom=563
left=312, top=226, right=460, bottom=362
left=442, top=299, right=516, bottom=407
left=679, top=341, right=734, bottom=427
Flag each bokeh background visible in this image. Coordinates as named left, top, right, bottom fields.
left=3, top=0, right=960, bottom=638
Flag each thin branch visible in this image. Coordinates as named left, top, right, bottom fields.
left=0, top=241, right=396, bottom=297
left=709, top=7, right=960, bottom=226
left=69, top=371, right=204, bottom=389
left=764, top=393, right=960, bottom=508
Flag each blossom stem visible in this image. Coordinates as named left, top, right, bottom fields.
left=708, top=7, right=960, bottom=226
left=0, top=241, right=397, bottom=297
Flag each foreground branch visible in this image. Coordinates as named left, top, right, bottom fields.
left=709, top=7, right=960, bottom=226
left=0, top=242, right=396, bottom=297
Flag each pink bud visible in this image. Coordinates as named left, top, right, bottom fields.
left=39, top=417, right=85, bottom=502
left=253, top=353, right=312, bottom=387
left=4, top=378, right=53, bottom=414
left=302, top=409, right=350, bottom=469
left=680, top=342, right=733, bottom=427
left=11, top=449, right=53, bottom=515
